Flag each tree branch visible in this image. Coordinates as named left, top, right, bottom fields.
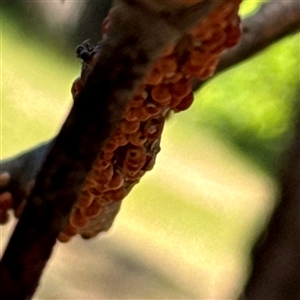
left=241, top=88, right=300, bottom=299
left=0, top=142, right=52, bottom=213
left=0, top=1, right=221, bottom=298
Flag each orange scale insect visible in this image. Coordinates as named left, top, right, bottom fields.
left=111, top=127, right=123, bottom=137
left=209, top=44, right=226, bottom=55
left=113, top=134, right=128, bottom=147
left=123, top=148, right=146, bottom=168
left=202, top=24, right=225, bottom=42
left=80, top=177, right=93, bottom=191
left=208, top=9, right=233, bottom=27
left=104, top=187, right=126, bottom=202
left=141, top=159, right=154, bottom=172
left=170, top=78, right=192, bottom=100
left=161, top=44, right=175, bottom=57
left=128, top=95, right=145, bottom=108
left=197, top=61, right=219, bottom=80
left=135, top=86, right=148, bottom=98
left=76, top=189, right=94, bottom=208
left=62, top=221, right=78, bottom=236
left=81, top=231, right=102, bottom=240
left=144, top=67, right=163, bottom=85
left=183, top=64, right=207, bottom=79
left=170, top=95, right=183, bottom=108
left=174, top=93, right=194, bottom=112
left=125, top=146, right=146, bottom=162
left=131, top=106, right=152, bottom=122
left=124, top=155, right=146, bottom=171
left=156, top=54, right=178, bottom=76
left=143, top=102, right=162, bottom=117
left=91, top=165, right=114, bottom=185
left=105, top=170, right=124, bottom=190
left=128, top=131, right=147, bottom=147
left=70, top=208, right=89, bottom=229
left=104, top=140, right=119, bottom=152
left=102, top=152, right=114, bottom=161
left=165, top=72, right=183, bottom=84
left=191, top=24, right=214, bottom=41
left=224, top=24, right=241, bottom=47
left=57, top=232, right=71, bottom=243
left=120, top=119, right=140, bottom=134
left=94, top=167, right=111, bottom=180
left=188, top=49, right=215, bottom=66
left=124, top=107, right=139, bottom=122
left=81, top=198, right=103, bottom=218
left=124, top=159, right=145, bottom=175
left=100, top=149, right=115, bottom=161
left=151, top=84, right=172, bottom=106
left=94, top=158, right=111, bottom=170
left=202, top=35, right=226, bottom=53
left=182, top=63, right=203, bottom=78
left=86, top=186, right=103, bottom=197
left=195, top=68, right=211, bottom=81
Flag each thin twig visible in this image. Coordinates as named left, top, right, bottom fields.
left=0, top=142, right=52, bottom=209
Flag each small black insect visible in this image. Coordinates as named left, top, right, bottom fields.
left=76, top=39, right=100, bottom=62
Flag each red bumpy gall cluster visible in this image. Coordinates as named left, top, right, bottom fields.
left=0, top=0, right=242, bottom=242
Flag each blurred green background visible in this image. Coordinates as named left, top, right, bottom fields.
left=1, top=1, right=299, bottom=299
